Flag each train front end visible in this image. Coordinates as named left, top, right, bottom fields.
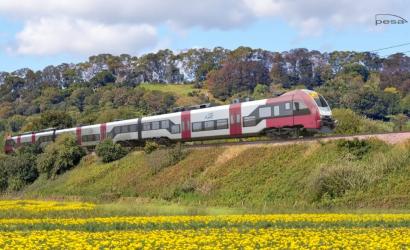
left=306, top=91, right=336, bottom=132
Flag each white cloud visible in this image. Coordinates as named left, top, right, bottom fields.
left=244, top=0, right=410, bottom=36
left=0, top=0, right=409, bottom=55
left=0, top=0, right=253, bottom=29
left=11, top=18, right=157, bottom=56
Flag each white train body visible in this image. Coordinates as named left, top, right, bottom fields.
left=5, top=89, right=335, bottom=153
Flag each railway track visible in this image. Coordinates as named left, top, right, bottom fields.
left=183, top=131, right=410, bottom=149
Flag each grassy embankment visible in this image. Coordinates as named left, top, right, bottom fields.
left=22, top=137, right=410, bottom=211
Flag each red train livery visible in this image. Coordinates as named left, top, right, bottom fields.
left=4, top=89, right=336, bottom=153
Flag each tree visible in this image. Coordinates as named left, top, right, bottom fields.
left=90, top=70, right=116, bottom=87
left=95, top=139, right=128, bottom=163
left=206, top=60, right=270, bottom=100
left=342, top=63, right=370, bottom=81
left=33, top=110, right=75, bottom=130
left=69, top=87, right=93, bottom=112
left=36, top=133, right=85, bottom=178
left=0, top=144, right=40, bottom=192
left=353, top=90, right=400, bottom=120
left=253, top=84, right=270, bottom=99
left=269, top=53, right=289, bottom=87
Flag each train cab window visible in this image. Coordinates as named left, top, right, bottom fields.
left=161, top=120, right=169, bottom=129
left=259, top=106, right=272, bottom=118
left=192, top=122, right=202, bottom=132
left=142, top=123, right=151, bottom=131
left=273, top=106, right=280, bottom=116
left=204, top=121, right=215, bottom=131
left=216, top=119, right=228, bottom=129
left=171, top=124, right=180, bottom=134
left=243, top=116, right=256, bottom=127
left=152, top=121, right=160, bottom=130
left=285, top=103, right=291, bottom=110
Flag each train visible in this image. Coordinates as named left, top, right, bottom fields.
left=4, top=89, right=336, bottom=154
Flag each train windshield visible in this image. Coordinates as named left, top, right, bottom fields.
left=314, top=95, right=329, bottom=108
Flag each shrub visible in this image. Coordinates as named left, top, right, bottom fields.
left=332, top=108, right=392, bottom=135
left=95, top=139, right=128, bottom=163
left=0, top=146, right=40, bottom=192
left=308, top=164, right=366, bottom=201
left=36, top=133, right=85, bottom=178
left=144, top=141, right=160, bottom=154
left=336, top=139, right=372, bottom=160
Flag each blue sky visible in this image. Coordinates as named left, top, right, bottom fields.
left=0, top=0, right=409, bottom=72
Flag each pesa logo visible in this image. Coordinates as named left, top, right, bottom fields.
left=375, top=14, right=408, bottom=25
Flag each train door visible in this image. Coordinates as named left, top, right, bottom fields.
left=229, top=103, right=242, bottom=136
left=181, top=111, right=191, bottom=140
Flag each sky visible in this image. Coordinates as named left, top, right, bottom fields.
left=0, top=0, right=409, bottom=72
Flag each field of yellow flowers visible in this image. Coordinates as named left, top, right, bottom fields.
left=0, top=200, right=409, bottom=249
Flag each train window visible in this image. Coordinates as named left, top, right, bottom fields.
left=236, top=114, right=241, bottom=123
left=230, top=115, right=235, bottom=124
left=216, top=119, right=228, bottom=129
left=114, top=126, right=121, bottom=134
left=161, top=120, right=169, bottom=129
left=171, top=124, right=180, bottom=134
left=142, top=123, right=151, bottom=131
left=259, top=106, right=272, bottom=118
left=285, top=103, right=291, bottom=110
left=293, top=101, right=310, bottom=115
left=243, top=116, right=256, bottom=127
left=192, top=122, right=202, bottom=132
left=121, top=125, right=129, bottom=133
left=152, top=121, right=160, bottom=130
left=204, top=121, right=215, bottom=130
left=130, top=124, right=138, bottom=132
left=273, top=106, right=280, bottom=116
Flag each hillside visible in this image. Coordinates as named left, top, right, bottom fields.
left=1, top=47, right=410, bottom=139
left=23, top=138, right=410, bottom=210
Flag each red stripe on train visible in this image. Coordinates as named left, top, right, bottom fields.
left=229, top=103, right=242, bottom=136
left=181, top=111, right=191, bottom=140
left=76, top=127, right=82, bottom=145
left=100, top=123, right=107, bottom=141
left=31, top=132, right=35, bottom=144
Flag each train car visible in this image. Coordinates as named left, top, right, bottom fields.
left=4, top=89, right=335, bottom=154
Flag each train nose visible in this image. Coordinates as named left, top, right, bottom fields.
left=320, top=115, right=336, bottom=132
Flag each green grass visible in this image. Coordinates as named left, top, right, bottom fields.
left=138, top=83, right=198, bottom=96
left=22, top=138, right=410, bottom=211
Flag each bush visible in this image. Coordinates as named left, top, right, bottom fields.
left=332, top=108, right=392, bottom=135
left=0, top=145, right=40, bottom=192
left=144, top=141, right=160, bottom=154
left=95, top=139, right=128, bottom=163
left=336, top=139, right=372, bottom=160
left=36, top=133, right=85, bottom=178
left=308, top=164, right=366, bottom=201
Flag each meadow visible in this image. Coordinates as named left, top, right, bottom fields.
left=0, top=200, right=409, bottom=249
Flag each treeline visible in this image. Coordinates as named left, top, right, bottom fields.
left=0, top=47, right=409, bottom=136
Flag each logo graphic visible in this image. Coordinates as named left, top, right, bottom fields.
left=375, top=14, right=407, bottom=25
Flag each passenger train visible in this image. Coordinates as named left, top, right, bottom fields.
left=4, top=89, right=336, bottom=154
